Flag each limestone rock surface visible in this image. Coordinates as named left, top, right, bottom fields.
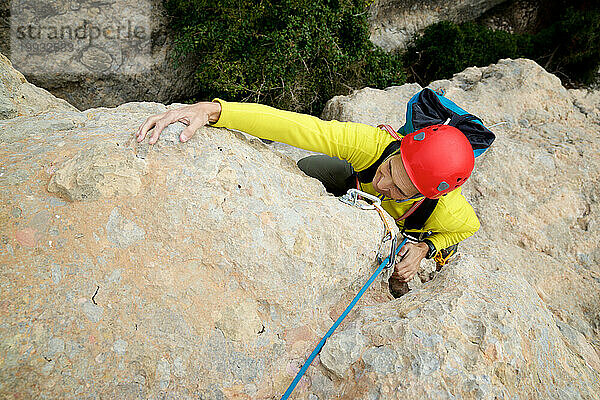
left=0, top=87, right=386, bottom=398
left=322, top=58, right=600, bottom=398
left=1, top=0, right=197, bottom=111
left=368, top=0, right=509, bottom=51
left=1, top=57, right=600, bottom=399
left=0, top=53, right=78, bottom=119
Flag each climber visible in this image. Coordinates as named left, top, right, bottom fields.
left=135, top=91, right=494, bottom=292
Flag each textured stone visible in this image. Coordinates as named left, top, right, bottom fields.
left=215, top=300, right=264, bottom=342
left=320, top=327, right=368, bottom=378
left=368, top=0, right=509, bottom=51
left=315, top=258, right=600, bottom=398
left=112, top=339, right=128, bottom=356
left=105, top=208, right=147, bottom=248
left=46, top=337, right=65, bottom=358
left=476, top=0, right=544, bottom=34
left=0, top=53, right=78, bottom=119
left=47, top=143, right=148, bottom=202
left=82, top=302, right=104, bottom=323
left=0, top=0, right=197, bottom=111
left=321, top=84, right=422, bottom=128
left=1, top=56, right=599, bottom=399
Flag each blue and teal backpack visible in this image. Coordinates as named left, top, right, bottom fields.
left=357, top=88, right=496, bottom=237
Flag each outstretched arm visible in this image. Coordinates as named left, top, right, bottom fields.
left=136, top=99, right=395, bottom=172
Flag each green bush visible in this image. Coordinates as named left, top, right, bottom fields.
left=405, top=7, right=600, bottom=87
left=404, top=21, right=527, bottom=84
left=164, top=0, right=405, bottom=115
left=529, top=7, right=600, bottom=84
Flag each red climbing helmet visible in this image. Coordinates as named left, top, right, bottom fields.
left=400, top=125, right=475, bottom=199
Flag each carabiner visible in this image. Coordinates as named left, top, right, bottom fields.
left=387, top=234, right=398, bottom=268
left=339, top=188, right=381, bottom=210
left=376, top=230, right=399, bottom=268
left=341, top=188, right=399, bottom=268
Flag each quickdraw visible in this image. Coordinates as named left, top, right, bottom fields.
left=339, top=188, right=398, bottom=267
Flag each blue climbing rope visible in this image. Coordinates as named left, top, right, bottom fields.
left=279, top=237, right=408, bottom=400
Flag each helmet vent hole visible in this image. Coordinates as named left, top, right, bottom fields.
left=437, top=181, right=450, bottom=191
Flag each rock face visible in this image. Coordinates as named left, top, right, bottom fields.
left=323, top=58, right=600, bottom=398
left=1, top=0, right=197, bottom=111
left=0, top=53, right=78, bottom=119
left=476, top=0, right=543, bottom=34
left=368, top=0, right=509, bottom=51
left=1, top=55, right=600, bottom=399
left=0, top=55, right=385, bottom=398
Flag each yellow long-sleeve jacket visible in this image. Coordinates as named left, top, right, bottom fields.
left=212, top=99, right=480, bottom=252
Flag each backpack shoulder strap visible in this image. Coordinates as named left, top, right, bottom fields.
left=402, top=197, right=438, bottom=232
left=377, top=124, right=402, bottom=140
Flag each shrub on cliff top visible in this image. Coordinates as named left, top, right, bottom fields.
left=404, top=21, right=527, bottom=85
left=405, top=7, right=600, bottom=87
left=164, top=0, right=405, bottom=115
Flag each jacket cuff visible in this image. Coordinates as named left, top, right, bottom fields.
left=422, top=239, right=437, bottom=259
left=210, top=98, right=227, bottom=126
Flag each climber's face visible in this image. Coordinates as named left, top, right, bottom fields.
left=372, top=154, right=420, bottom=200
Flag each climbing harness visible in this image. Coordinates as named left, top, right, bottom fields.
left=280, top=189, right=405, bottom=400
